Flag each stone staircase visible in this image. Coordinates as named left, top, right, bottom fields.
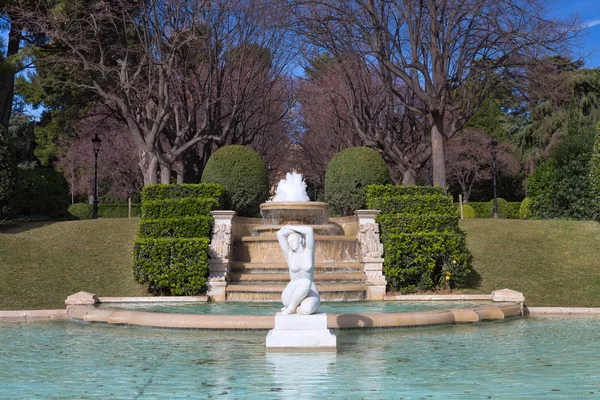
left=225, top=232, right=367, bottom=301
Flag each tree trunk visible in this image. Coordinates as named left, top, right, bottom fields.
left=160, top=162, right=171, bottom=184
left=431, top=119, right=447, bottom=189
left=402, top=169, right=417, bottom=186
left=0, top=20, right=22, bottom=130
left=140, top=151, right=159, bottom=185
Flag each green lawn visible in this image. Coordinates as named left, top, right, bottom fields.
left=1, top=218, right=599, bottom=309
left=459, top=219, right=600, bottom=307
left=0, top=218, right=148, bottom=310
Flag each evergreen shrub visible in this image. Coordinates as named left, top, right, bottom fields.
left=467, top=199, right=521, bottom=219
left=133, top=238, right=210, bottom=295
left=201, top=145, right=268, bottom=217
left=589, top=124, right=600, bottom=220
left=459, top=204, right=476, bottom=219
left=378, top=214, right=459, bottom=236
left=527, top=132, right=595, bottom=220
left=138, top=216, right=213, bottom=238
left=16, top=168, right=70, bottom=218
left=68, top=203, right=93, bottom=220
left=520, top=197, right=532, bottom=220
left=0, top=131, right=16, bottom=220
left=142, top=184, right=225, bottom=206
left=366, top=184, right=472, bottom=293
left=142, top=197, right=219, bottom=219
left=325, top=147, right=391, bottom=216
left=367, top=194, right=454, bottom=216
left=134, top=183, right=220, bottom=295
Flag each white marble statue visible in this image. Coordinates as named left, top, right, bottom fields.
left=276, top=225, right=320, bottom=315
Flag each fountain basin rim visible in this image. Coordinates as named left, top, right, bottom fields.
left=65, top=302, right=522, bottom=330
left=260, top=201, right=329, bottom=211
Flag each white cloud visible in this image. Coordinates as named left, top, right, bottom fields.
left=582, top=19, right=600, bottom=28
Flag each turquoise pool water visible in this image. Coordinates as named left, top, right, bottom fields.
left=1, top=317, right=600, bottom=398
left=97, top=300, right=490, bottom=314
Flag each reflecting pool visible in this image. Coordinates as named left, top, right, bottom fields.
left=1, top=317, right=600, bottom=398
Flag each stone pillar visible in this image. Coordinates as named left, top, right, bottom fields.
left=208, top=210, right=236, bottom=301
left=355, top=210, right=386, bottom=300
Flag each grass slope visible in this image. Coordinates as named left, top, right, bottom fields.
left=0, top=219, right=148, bottom=310
left=459, top=219, right=600, bottom=307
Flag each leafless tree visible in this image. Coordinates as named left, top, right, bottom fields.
left=291, top=0, right=580, bottom=188
left=446, top=130, right=519, bottom=202
left=23, top=0, right=293, bottom=184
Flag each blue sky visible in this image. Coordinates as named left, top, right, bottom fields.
left=554, top=0, right=600, bottom=68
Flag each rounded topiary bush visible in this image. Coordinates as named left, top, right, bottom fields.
left=201, top=145, right=269, bottom=217
left=325, top=147, right=391, bottom=216
left=461, top=204, right=475, bottom=219
left=520, top=197, right=532, bottom=220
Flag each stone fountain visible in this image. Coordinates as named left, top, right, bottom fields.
left=208, top=171, right=386, bottom=302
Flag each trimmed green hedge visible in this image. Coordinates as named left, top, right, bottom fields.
left=138, top=216, right=213, bottom=238
left=467, top=199, right=522, bottom=219
left=366, top=184, right=472, bottom=293
left=378, top=214, right=459, bottom=237
left=141, top=197, right=219, bottom=219
left=367, top=184, right=445, bottom=198
left=141, top=184, right=225, bottom=206
left=134, top=183, right=221, bottom=296
left=382, top=232, right=471, bottom=293
left=133, top=238, right=210, bottom=295
left=324, top=147, right=391, bottom=216
left=367, top=194, right=454, bottom=216
left=68, top=203, right=142, bottom=219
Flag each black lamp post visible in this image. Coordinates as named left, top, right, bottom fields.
left=92, top=133, right=102, bottom=219
left=491, top=138, right=498, bottom=219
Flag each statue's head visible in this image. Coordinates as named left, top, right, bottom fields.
left=287, top=232, right=305, bottom=252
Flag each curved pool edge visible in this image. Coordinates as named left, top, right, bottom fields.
left=65, top=302, right=523, bottom=330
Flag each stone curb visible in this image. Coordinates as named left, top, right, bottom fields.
left=384, top=294, right=491, bottom=301
left=526, top=307, right=600, bottom=315
left=0, top=310, right=67, bottom=319
left=98, top=296, right=208, bottom=303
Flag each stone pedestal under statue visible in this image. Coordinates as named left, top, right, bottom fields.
left=266, top=313, right=336, bottom=350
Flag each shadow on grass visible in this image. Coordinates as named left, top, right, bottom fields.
left=0, top=221, right=59, bottom=234
left=463, top=267, right=482, bottom=289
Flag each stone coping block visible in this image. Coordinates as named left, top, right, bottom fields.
left=0, top=309, right=67, bottom=319
left=65, top=291, right=99, bottom=306
left=526, top=307, right=600, bottom=315
left=98, top=296, right=208, bottom=303
left=491, top=289, right=525, bottom=303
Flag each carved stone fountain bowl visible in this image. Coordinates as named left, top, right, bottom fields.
left=260, top=201, right=329, bottom=226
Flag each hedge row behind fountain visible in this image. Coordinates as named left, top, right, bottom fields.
left=366, top=185, right=472, bottom=293
left=133, top=184, right=225, bottom=295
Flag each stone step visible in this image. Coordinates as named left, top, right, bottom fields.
left=239, top=235, right=357, bottom=242
left=226, top=285, right=366, bottom=301
left=234, top=239, right=358, bottom=263
left=231, top=262, right=362, bottom=273
left=226, top=283, right=367, bottom=293
left=228, top=272, right=364, bottom=283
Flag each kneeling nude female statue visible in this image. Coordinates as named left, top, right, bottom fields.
left=276, top=225, right=320, bottom=315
